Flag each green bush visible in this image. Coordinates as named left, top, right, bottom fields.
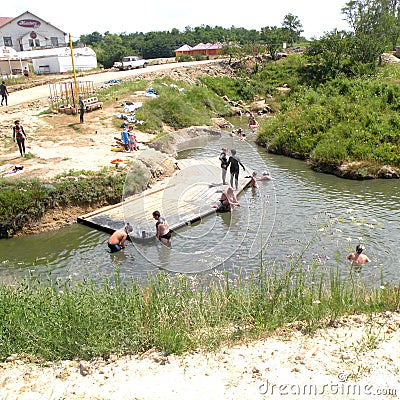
left=0, top=168, right=148, bottom=238
left=135, top=78, right=231, bottom=132
left=256, top=67, right=400, bottom=172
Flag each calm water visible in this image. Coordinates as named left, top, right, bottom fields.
left=1, top=120, right=399, bottom=285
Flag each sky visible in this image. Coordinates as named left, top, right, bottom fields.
left=3, top=1, right=351, bottom=41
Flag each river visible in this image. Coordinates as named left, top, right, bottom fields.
left=1, top=119, right=399, bottom=286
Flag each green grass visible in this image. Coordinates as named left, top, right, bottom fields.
left=255, top=64, right=400, bottom=173
left=0, top=166, right=148, bottom=238
left=133, top=77, right=232, bottom=133
left=0, top=261, right=398, bottom=362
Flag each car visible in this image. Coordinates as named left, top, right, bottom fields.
left=119, top=56, right=148, bottom=70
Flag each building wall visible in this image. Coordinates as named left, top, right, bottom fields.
left=32, top=56, right=61, bottom=74
left=0, top=11, right=66, bottom=52
left=32, top=53, right=97, bottom=74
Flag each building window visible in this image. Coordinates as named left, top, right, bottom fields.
left=29, top=39, right=41, bottom=48
left=3, top=37, right=12, bottom=46
left=50, top=37, right=59, bottom=47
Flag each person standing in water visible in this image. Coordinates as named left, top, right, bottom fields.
left=152, top=210, right=172, bottom=245
left=107, top=224, right=133, bottom=253
left=347, top=244, right=371, bottom=263
left=226, top=149, right=245, bottom=190
left=219, top=147, right=228, bottom=185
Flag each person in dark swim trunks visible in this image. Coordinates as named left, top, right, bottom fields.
left=107, top=224, right=133, bottom=252
left=152, top=210, right=172, bottom=245
left=226, top=149, right=245, bottom=190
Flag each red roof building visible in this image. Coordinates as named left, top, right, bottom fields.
left=175, top=42, right=223, bottom=58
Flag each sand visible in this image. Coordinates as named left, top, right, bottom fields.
left=0, top=312, right=399, bottom=400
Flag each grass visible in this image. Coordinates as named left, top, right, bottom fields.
left=254, top=62, right=400, bottom=175
left=0, top=166, right=149, bottom=238
left=0, top=257, right=398, bottom=363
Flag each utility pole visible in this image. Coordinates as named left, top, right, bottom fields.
left=69, top=33, right=79, bottom=110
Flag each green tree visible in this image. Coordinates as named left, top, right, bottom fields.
left=91, top=33, right=129, bottom=68
left=342, top=0, right=400, bottom=49
left=303, top=30, right=384, bottom=82
left=260, top=26, right=287, bottom=59
left=281, top=14, right=304, bottom=45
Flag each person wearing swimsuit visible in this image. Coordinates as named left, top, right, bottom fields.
left=219, top=147, right=228, bottom=185
left=217, top=187, right=240, bottom=212
left=153, top=210, right=172, bottom=245
left=226, top=149, right=245, bottom=190
left=107, top=224, right=133, bottom=253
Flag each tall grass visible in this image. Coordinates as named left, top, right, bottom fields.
left=255, top=64, right=400, bottom=173
left=0, top=261, right=398, bottom=362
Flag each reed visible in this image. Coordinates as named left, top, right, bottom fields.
left=0, top=259, right=398, bottom=362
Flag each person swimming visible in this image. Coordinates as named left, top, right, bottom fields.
left=257, top=171, right=272, bottom=181
left=347, top=244, right=371, bottom=263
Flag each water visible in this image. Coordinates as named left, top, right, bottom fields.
left=1, top=121, right=400, bottom=285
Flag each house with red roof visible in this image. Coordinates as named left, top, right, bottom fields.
left=175, top=42, right=223, bottom=58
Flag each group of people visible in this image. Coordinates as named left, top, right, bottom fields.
left=107, top=142, right=372, bottom=266
left=219, top=147, right=246, bottom=189
left=121, top=126, right=138, bottom=152
left=107, top=210, right=171, bottom=253
left=230, top=128, right=246, bottom=141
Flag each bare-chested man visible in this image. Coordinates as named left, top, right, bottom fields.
left=152, top=210, right=172, bottom=245
left=107, top=224, right=132, bottom=252
left=347, top=244, right=371, bottom=264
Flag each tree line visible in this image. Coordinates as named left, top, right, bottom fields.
left=78, top=14, right=303, bottom=68
left=77, top=0, right=400, bottom=80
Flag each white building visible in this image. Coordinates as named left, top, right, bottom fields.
left=0, top=11, right=97, bottom=75
left=19, top=46, right=98, bottom=74
left=0, top=11, right=67, bottom=52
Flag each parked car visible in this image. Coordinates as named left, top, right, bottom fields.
left=119, top=56, right=148, bottom=70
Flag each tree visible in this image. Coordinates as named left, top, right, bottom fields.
left=260, top=26, right=287, bottom=59
left=281, top=14, right=304, bottom=45
left=303, top=30, right=384, bottom=82
left=91, top=33, right=129, bottom=68
left=342, top=0, right=400, bottom=49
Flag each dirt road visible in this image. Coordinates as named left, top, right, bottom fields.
left=6, top=59, right=219, bottom=106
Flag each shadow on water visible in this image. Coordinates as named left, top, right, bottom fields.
left=1, top=118, right=400, bottom=285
